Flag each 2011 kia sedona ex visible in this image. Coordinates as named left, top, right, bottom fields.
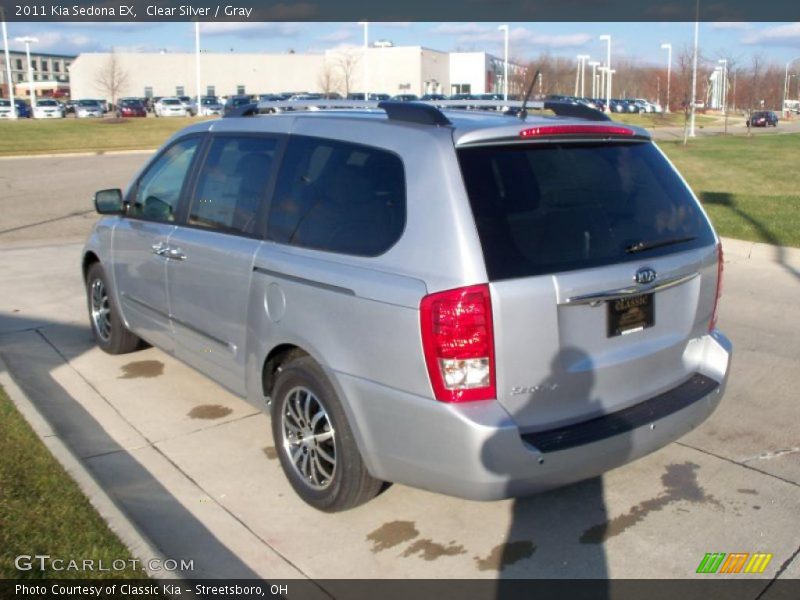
left=82, top=99, right=731, bottom=511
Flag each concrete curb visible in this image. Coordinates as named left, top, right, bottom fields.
left=0, top=355, right=178, bottom=581
left=0, top=149, right=156, bottom=161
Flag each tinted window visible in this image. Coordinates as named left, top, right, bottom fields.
left=131, top=138, right=200, bottom=222
left=189, top=136, right=278, bottom=235
left=267, top=136, right=405, bottom=256
left=458, top=141, right=715, bottom=280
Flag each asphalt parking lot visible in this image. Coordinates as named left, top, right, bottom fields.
left=0, top=153, right=798, bottom=586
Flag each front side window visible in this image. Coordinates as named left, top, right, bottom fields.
left=130, top=137, right=200, bottom=222
left=189, top=136, right=279, bottom=235
left=267, top=136, right=406, bottom=256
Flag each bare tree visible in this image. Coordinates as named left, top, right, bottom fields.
left=317, top=63, right=340, bottom=97
left=95, top=53, right=129, bottom=110
left=333, top=49, right=360, bottom=96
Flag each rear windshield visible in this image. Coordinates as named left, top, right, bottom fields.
left=458, top=141, right=715, bottom=280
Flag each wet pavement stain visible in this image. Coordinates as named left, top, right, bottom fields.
left=188, top=404, right=233, bottom=420
left=580, top=462, right=720, bottom=544
left=366, top=521, right=419, bottom=553
left=401, top=539, right=466, bottom=561
left=263, top=446, right=278, bottom=460
left=118, top=360, right=164, bottom=379
left=753, top=505, right=762, bottom=510
left=474, top=541, right=536, bottom=572
left=737, top=488, right=759, bottom=495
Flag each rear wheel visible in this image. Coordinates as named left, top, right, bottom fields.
left=86, top=262, right=141, bottom=354
left=271, top=357, right=382, bottom=511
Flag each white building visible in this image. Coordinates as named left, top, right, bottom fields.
left=68, top=46, right=520, bottom=101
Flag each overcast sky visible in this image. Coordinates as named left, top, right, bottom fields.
left=5, top=22, right=800, bottom=66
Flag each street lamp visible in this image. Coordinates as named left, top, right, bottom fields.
left=577, top=54, right=590, bottom=98
left=194, top=22, right=201, bottom=116
left=599, top=34, right=611, bottom=111
left=689, top=5, right=700, bottom=138
left=14, top=35, right=37, bottom=108
left=588, top=61, right=600, bottom=98
left=358, top=21, right=368, bottom=100
left=498, top=25, right=509, bottom=101
left=1, top=9, right=16, bottom=118
left=783, top=57, right=800, bottom=115
left=661, top=43, right=672, bottom=113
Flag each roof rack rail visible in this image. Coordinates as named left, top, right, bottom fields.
left=221, top=98, right=609, bottom=123
left=377, top=101, right=452, bottom=126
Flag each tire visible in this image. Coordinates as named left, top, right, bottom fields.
left=85, top=262, right=141, bottom=354
left=271, top=356, right=382, bottom=512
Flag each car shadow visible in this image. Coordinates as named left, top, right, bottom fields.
left=481, top=347, right=619, bottom=596
left=0, top=313, right=262, bottom=580
left=701, top=191, right=800, bottom=281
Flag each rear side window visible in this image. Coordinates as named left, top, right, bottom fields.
left=267, top=136, right=405, bottom=256
left=458, top=141, right=715, bottom=280
left=189, top=135, right=279, bottom=235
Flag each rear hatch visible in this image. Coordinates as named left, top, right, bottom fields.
left=456, top=126, right=720, bottom=431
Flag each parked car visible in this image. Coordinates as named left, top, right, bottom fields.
left=83, top=100, right=730, bottom=512
left=154, top=97, right=188, bottom=117
left=75, top=99, right=105, bottom=118
left=116, top=98, right=147, bottom=118
left=392, top=94, right=420, bottom=102
left=747, top=111, right=779, bottom=127
left=223, top=95, right=254, bottom=116
left=33, top=98, right=65, bottom=119
left=0, top=99, right=20, bottom=118
left=177, top=96, right=198, bottom=116
left=421, top=94, right=448, bottom=101
left=198, top=96, right=224, bottom=116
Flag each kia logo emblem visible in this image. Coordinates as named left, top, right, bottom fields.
left=635, top=268, right=657, bottom=285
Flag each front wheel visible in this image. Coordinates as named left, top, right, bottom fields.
left=271, top=357, right=382, bottom=512
left=86, top=262, right=141, bottom=354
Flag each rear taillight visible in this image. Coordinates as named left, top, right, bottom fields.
left=519, top=124, right=634, bottom=138
left=709, top=242, right=724, bottom=331
left=420, top=284, right=496, bottom=403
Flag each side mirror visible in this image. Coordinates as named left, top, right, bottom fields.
left=94, top=189, right=124, bottom=214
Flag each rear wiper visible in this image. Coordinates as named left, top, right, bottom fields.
left=625, top=236, right=696, bottom=254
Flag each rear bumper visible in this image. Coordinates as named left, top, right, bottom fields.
left=332, top=331, right=731, bottom=501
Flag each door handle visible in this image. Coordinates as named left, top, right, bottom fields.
left=151, top=242, right=167, bottom=256
left=164, top=247, right=187, bottom=261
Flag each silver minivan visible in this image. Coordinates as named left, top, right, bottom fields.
left=83, top=101, right=731, bottom=511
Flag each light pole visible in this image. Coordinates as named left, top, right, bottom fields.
left=194, top=22, right=201, bottom=116
left=689, top=4, right=699, bottom=138
left=358, top=21, right=368, bottom=100
left=15, top=35, right=37, bottom=108
left=498, top=24, right=508, bottom=100
left=783, top=57, right=800, bottom=116
left=588, top=61, right=600, bottom=98
left=600, top=34, right=611, bottom=111
left=661, top=43, right=672, bottom=112
left=577, top=54, right=590, bottom=98
left=1, top=9, right=16, bottom=118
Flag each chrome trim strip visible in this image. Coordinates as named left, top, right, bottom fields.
left=253, top=266, right=356, bottom=297
left=561, top=272, right=699, bottom=306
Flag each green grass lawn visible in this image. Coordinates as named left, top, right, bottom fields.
left=0, top=116, right=208, bottom=156
left=0, top=386, right=143, bottom=579
left=611, top=112, right=719, bottom=128
left=659, top=135, right=800, bottom=247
